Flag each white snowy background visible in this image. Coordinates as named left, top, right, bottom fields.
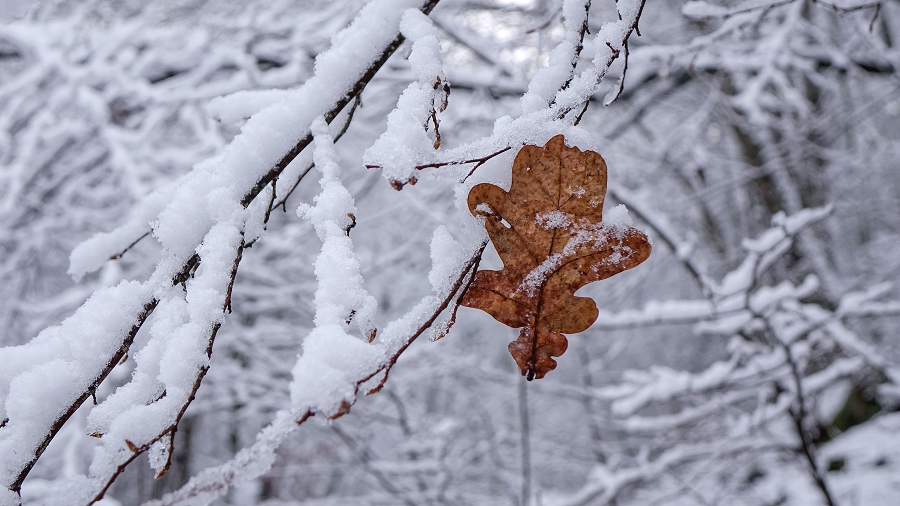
left=1, top=0, right=900, bottom=505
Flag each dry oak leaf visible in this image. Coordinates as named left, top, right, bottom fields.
left=461, top=135, right=651, bottom=380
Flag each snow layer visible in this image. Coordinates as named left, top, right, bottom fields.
left=290, top=117, right=382, bottom=417
left=68, top=182, right=176, bottom=281
left=0, top=281, right=148, bottom=498
left=207, top=89, right=291, bottom=124
left=363, top=9, right=447, bottom=184
left=520, top=0, right=590, bottom=113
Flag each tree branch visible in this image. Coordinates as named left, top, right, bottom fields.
left=4, top=1, right=442, bottom=499
left=89, top=240, right=244, bottom=504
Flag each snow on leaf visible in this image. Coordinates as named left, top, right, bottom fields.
left=461, top=135, right=651, bottom=380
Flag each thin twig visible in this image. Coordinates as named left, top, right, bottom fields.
left=335, top=93, right=363, bottom=142
left=270, top=93, right=363, bottom=214
left=431, top=249, right=482, bottom=341
left=366, top=146, right=511, bottom=171
left=812, top=0, right=880, bottom=14
left=364, top=146, right=512, bottom=185
left=156, top=429, right=176, bottom=479
left=362, top=241, right=488, bottom=395
left=757, top=314, right=837, bottom=506
left=573, top=100, right=590, bottom=126
left=108, top=231, right=151, bottom=260
left=549, top=0, right=593, bottom=106
left=525, top=6, right=561, bottom=34
left=262, top=178, right=278, bottom=230
left=604, top=39, right=629, bottom=105
left=555, top=0, right=646, bottom=118
left=430, top=109, right=442, bottom=149
left=691, top=0, right=880, bottom=20
left=608, top=187, right=713, bottom=299
left=868, top=2, right=881, bottom=32
left=274, top=162, right=315, bottom=212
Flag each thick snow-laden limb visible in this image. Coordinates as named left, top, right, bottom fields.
left=0, top=282, right=151, bottom=501
left=75, top=221, right=243, bottom=504
left=1, top=178, right=246, bottom=505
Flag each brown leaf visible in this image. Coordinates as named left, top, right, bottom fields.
left=461, top=135, right=651, bottom=380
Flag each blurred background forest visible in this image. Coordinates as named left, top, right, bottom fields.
left=2, top=0, right=900, bottom=504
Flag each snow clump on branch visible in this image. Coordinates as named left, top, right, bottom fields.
left=364, top=8, right=448, bottom=186
left=291, top=117, right=381, bottom=417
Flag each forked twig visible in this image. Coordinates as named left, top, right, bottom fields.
left=604, top=40, right=630, bottom=105
left=431, top=252, right=483, bottom=342
left=362, top=241, right=487, bottom=396
left=555, top=0, right=645, bottom=118
left=365, top=146, right=512, bottom=186
left=269, top=93, right=363, bottom=215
